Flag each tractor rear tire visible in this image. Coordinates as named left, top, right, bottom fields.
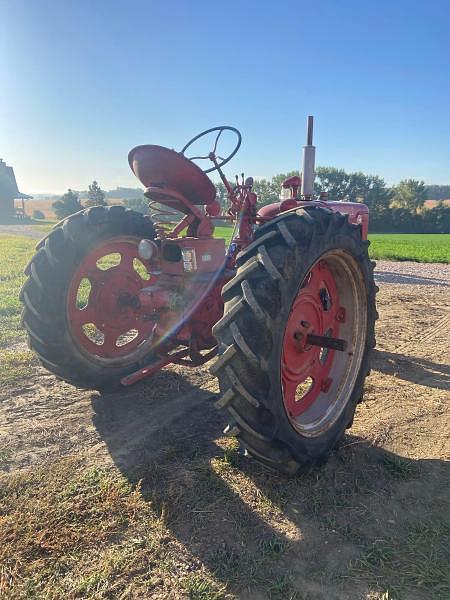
left=212, top=207, right=377, bottom=474
left=20, top=205, right=157, bottom=391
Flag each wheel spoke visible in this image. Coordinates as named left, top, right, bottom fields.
left=83, top=267, right=106, bottom=292
left=101, top=330, right=119, bottom=355
left=213, top=128, right=223, bottom=153
left=187, top=154, right=210, bottom=161
left=69, top=305, right=97, bottom=327
left=119, top=250, right=134, bottom=270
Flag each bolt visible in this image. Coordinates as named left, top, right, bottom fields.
left=300, top=320, right=310, bottom=328
left=293, top=331, right=304, bottom=341
left=336, top=307, right=346, bottom=323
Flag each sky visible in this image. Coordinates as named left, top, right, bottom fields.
left=1, top=0, right=449, bottom=194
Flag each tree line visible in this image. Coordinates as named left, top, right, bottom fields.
left=50, top=182, right=149, bottom=220
left=216, top=168, right=449, bottom=233
left=50, top=171, right=450, bottom=233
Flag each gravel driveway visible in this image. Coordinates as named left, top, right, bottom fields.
left=0, top=225, right=45, bottom=239
left=374, top=260, right=450, bottom=286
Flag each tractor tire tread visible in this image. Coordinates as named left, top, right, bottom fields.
left=20, top=205, right=156, bottom=390
left=212, top=207, right=377, bottom=474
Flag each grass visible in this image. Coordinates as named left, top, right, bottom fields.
left=1, top=349, right=36, bottom=386
left=215, top=227, right=449, bottom=263
left=0, top=439, right=448, bottom=598
left=0, top=235, right=36, bottom=348
left=349, top=520, right=450, bottom=597
left=31, top=221, right=57, bottom=233
left=368, top=234, right=450, bottom=263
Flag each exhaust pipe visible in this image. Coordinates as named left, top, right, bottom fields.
left=301, top=115, right=315, bottom=198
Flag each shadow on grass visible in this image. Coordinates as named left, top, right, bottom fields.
left=92, top=370, right=449, bottom=599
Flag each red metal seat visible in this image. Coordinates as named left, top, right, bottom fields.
left=128, top=145, right=216, bottom=214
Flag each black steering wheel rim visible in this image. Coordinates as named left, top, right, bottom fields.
left=181, top=125, right=242, bottom=174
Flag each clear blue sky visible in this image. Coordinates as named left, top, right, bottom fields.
left=1, top=0, right=449, bottom=194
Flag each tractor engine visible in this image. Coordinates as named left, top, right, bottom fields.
left=137, top=237, right=226, bottom=353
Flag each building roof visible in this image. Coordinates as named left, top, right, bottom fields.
left=0, top=159, right=33, bottom=201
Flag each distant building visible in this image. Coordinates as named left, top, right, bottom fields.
left=0, top=159, right=33, bottom=220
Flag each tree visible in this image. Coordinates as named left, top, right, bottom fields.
left=391, top=179, right=427, bottom=213
left=85, top=180, right=107, bottom=207
left=314, top=168, right=393, bottom=216
left=422, top=203, right=450, bottom=233
left=315, top=167, right=352, bottom=200
left=52, top=189, right=82, bottom=219
left=425, top=185, right=450, bottom=201
left=123, top=197, right=150, bottom=215
left=356, top=175, right=393, bottom=217
left=214, top=181, right=229, bottom=212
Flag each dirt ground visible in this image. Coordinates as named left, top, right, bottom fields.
left=0, top=268, right=449, bottom=598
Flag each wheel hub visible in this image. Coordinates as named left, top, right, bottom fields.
left=282, top=260, right=340, bottom=418
left=67, top=238, right=156, bottom=360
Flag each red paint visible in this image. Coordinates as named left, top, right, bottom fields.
left=257, top=200, right=369, bottom=239
left=336, top=307, right=346, bottom=323
left=67, top=239, right=156, bottom=359
left=281, top=260, right=340, bottom=418
left=120, top=129, right=371, bottom=385
left=282, top=175, right=301, bottom=198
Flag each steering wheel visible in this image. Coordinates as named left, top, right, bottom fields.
left=181, top=126, right=242, bottom=174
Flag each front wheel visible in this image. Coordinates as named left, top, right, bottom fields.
left=20, top=206, right=157, bottom=390
left=211, top=207, right=377, bottom=474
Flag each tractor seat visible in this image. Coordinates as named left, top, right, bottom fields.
left=128, top=145, right=216, bottom=213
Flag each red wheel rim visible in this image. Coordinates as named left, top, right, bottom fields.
left=281, top=251, right=367, bottom=436
left=67, top=237, right=156, bottom=361
left=282, top=259, right=340, bottom=418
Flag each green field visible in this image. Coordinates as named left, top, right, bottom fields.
left=215, top=227, right=449, bottom=264
left=368, top=234, right=450, bottom=263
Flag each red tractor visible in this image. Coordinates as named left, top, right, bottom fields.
left=21, top=118, right=376, bottom=474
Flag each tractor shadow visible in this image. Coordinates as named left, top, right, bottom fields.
left=91, top=368, right=449, bottom=597
left=374, top=271, right=449, bottom=286
left=372, top=349, right=450, bottom=390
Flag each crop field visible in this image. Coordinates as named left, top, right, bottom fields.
left=0, top=230, right=449, bottom=599
left=215, top=228, right=450, bottom=263
left=368, top=234, right=450, bottom=263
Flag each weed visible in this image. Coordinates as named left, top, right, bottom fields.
left=259, top=536, right=288, bottom=558
left=381, top=455, right=419, bottom=480
left=350, top=519, right=450, bottom=598
left=182, top=572, right=225, bottom=600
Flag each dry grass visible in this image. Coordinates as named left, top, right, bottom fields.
left=0, top=436, right=448, bottom=599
